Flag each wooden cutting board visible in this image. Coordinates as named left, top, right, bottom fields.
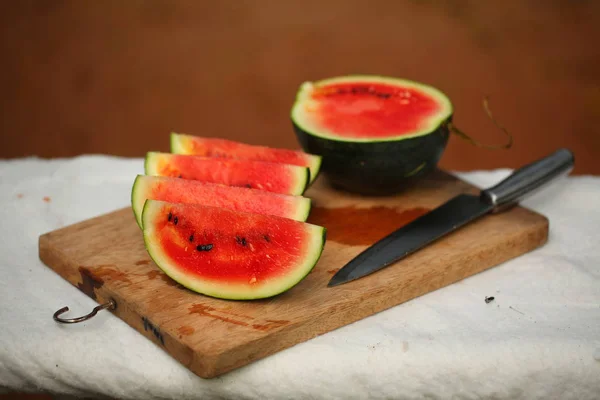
left=38, top=169, right=548, bottom=378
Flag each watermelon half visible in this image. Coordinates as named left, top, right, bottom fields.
left=145, top=152, right=310, bottom=196
left=170, top=133, right=322, bottom=184
left=142, top=200, right=326, bottom=300
left=131, top=175, right=312, bottom=228
left=290, top=75, right=454, bottom=195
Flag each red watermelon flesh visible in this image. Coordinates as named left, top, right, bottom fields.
left=145, top=152, right=310, bottom=196
left=170, top=133, right=322, bottom=183
left=142, top=200, right=326, bottom=300
left=291, top=76, right=453, bottom=141
left=131, top=175, right=311, bottom=228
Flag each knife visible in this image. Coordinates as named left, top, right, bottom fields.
left=328, top=148, right=575, bottom=287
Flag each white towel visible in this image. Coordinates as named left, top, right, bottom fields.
left=0, top=156, right=598, bottom=399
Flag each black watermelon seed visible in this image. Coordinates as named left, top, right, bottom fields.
left=236, top=236, right=247, bottom=246
left=263, top=234, right=270, bottom=242
left=173, top=216, right=178, bottom=225
left=189, top=234, right=194, bottom=242
left=167, top=212, right=172, bottom=222
left=196, top=244, right=213, bottom=252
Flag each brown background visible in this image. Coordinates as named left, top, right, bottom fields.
left=1, top=1, right=599, bottom=175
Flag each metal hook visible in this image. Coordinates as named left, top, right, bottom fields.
left=53, top=299, right=116, bottom=324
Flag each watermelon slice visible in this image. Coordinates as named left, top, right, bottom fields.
left=145, top=152, right=310, bottom=196
left=170, top=133, right=322, bottom=184
left=131, top=175, right=311, bottom=228
left=142, top=200, right=326, bottom=300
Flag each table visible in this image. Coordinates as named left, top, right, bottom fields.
left=1, top=156, right=598, bottom=399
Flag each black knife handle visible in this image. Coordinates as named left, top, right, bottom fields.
left=480, top=148, right=574, bottom=212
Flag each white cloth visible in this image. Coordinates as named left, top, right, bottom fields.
left=0, top=155, right=598, bottom=400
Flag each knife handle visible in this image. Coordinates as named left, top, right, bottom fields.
left=480, top=148, right=574, bottom=212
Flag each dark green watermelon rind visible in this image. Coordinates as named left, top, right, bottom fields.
left=293, top=119, right=451, bottom=195
left=290, top=75, right=454, bottom=144
left=141, top=200, right=327, bottom=300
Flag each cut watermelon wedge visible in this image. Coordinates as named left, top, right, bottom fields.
left=142, top=200, right=326, bottom=300
left=131, top=175, right=311, bottom=228
left=145, top=152, right=310, bottom=196
left=170, top=133, right=322, bottom=184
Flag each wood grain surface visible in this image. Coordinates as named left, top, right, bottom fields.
left=38, top=170, right=549, bottom=378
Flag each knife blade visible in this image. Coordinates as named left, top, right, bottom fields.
left=328, top=148, right=575, bottom=287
